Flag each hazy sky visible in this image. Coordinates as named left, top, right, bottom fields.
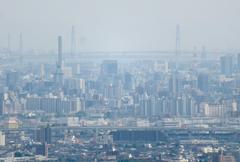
left=0, top=0, right=240, bottom=52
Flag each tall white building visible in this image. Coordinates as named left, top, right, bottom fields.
left=0, top=131, right=5, bottom=146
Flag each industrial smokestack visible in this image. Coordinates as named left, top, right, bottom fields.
left=58, top=36, right=62, bottom=69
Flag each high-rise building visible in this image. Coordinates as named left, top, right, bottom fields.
left=201, top=46, right=206, bottom=60
left=0, top=131, right=5, bottom=146
left=169, top=97, right=177, bottom=116
left=197, top=73, right=209, bottom=92
left=64, top=78, right=85, bottom=95
left=182, top=95, right=197, bottom=117
left=176, top=96, right=183, bottom=116
left=40, top=64, right=45, bottom=79
left=27, top=96, right=82, bottom=114
left=169, top=71, right=180, bottom=95
left=104, top=83, right=122, bottom=99
left=139, top=94, right=150, bottom=117
left=220, top=55, right=233, bottom=76
left=124, top=72, right=134, bottom=90
left=41, top=97, right=57, bottom=113
left=26, top=97, right=41, bottom=111
left=6, top=71, right=19, bottom=90
left=35, top=142, right=48, bottom=157
left=203, top=104, right=226, bottom=117
left=237, top=53, right=240, bottom=71
left=235, top=95, right=240, bottom=112
left=0, top=93, right=4, bottom=115
left=101, top=60, right=118, bottom=76
left=71, top=97, right=83, bottom=112
left=36, top=125, right=51, bottom=144
left=155, top=97, right=164, bottom=116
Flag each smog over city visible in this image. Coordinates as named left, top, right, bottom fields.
left=0, top=0, right=240, bottom=161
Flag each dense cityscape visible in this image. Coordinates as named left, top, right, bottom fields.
left=0, top=35, right=239, bottom=161
left=1, top=1, right=240, bottom=162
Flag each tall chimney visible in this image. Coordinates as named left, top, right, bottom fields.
left=58, top=36, right=62, bottom=69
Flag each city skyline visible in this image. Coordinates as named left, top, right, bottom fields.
left=0, top=1, right=240, bottom=161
